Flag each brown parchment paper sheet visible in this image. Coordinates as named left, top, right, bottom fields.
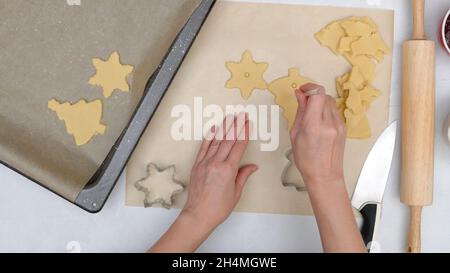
left=0, top=0, right=201, bottom=201
left=126, top=1, right=394, bottom=215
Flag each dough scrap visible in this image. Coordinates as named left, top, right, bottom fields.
left=88, top=51, right=134, bottom=98
left=268, top=68, right=313, bottom=130
left=336, top=72, right=350, bottom=98
left=225, top=50, right=268, bottom=100
left=335, top=72, right=381, bottom=137
left=347, top=66, right=366, bottom=90
left=134, top=163, right=184, bottom=209
left=336, top=97, right=346, bottom=120
left=316, top=16, right=390, bottom=139
left=315, top=16, right=389, bottom=65
left=48, top=99, right=106, bottom=146
left=350, top=34, right=390, bottom=58
left=360, top=85, right=381, bottom=108
left=315, top=21, right=346, bottom=55
left=344, top=53, right=376, bottom=83
left=345, top=109, right=371, bottom=139
left=341, top=20, right=374, bottom=37
left=346, top=88, right=363, bottom=112
left=338, top=36, right=360, bottom=54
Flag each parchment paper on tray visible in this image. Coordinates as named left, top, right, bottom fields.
left=126, top=1, right=394, bottom=216
left=0, top=0, right=201, bottom=202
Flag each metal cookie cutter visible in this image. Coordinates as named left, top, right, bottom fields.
left=281, top=149, right=307, bottom=192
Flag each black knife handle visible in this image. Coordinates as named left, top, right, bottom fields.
left=360, top=203, right=381, bottom=252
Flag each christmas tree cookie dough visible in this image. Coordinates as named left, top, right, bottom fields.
left=88, top=51, right=134, bottom=98
left=268, top=68, right=313, bottom=130
left=225, top=50, right=268, bottom=100
left=48, top=99, right=106, bottom=146
left=315, top=16, right=390, bottom=139
left=134, top=163, right=184, bottom=209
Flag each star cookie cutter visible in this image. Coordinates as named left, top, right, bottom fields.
left=134, top=163, right=185, bottom=209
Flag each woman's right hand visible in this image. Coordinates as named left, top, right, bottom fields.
left=289, top=83, right=346, bottom=189
left=290, top=83, right=366, bottom=253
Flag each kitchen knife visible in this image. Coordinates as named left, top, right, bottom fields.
left=351, top=121, right=397, bottom=251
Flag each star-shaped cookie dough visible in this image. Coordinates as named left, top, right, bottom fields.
left=88, top=51, right=134, bottom=98
left=134, top=163, right=184, bottom=209
left=225, top=50, right=268, bottom=100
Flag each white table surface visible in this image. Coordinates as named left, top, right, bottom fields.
left=1, top=0, right=449, bottom=253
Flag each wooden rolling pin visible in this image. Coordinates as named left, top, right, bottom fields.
left=401, top=0, right=435, bottom=253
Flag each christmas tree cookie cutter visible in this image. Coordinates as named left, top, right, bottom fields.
left=281, top=149, right=306, bottom=192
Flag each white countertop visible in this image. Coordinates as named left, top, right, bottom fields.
left=1, top=0, right=450, bottom=253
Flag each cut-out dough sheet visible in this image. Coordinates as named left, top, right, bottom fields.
left=0, top=0, right=202, bottom=201
left=126, top=1, right=394, bottom=215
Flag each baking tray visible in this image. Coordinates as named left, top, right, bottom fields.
left=75, top=0, right=216, bottom=212
left=0, top=0, right=216, bottom=213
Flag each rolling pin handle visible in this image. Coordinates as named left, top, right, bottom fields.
left=412, top=0, right=426, bottom=40
left=407, top=206, right=422, bottom=253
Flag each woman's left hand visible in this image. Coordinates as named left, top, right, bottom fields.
left=182, top=113, right=258, bottom=231
left=149, top=113, right=257, bottom=253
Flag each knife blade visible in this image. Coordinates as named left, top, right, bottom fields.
left=351, top=121, right=398, bottom=251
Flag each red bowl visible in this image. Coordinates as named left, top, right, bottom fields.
left=441, top=9, right=450, bottom=55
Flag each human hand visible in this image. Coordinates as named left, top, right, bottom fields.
left=290, top=83, right=346, bottom=189
left=289, top=83, right=365, bottom=253
left=182, top=113, right=258, bottom=231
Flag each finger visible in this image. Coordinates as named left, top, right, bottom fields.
left=215, top=112, right=246, bottom=161
left=329, top=97, right=343, bottom=123
left=235, top=164, right=258, bottom=199
left=301, top=84, right=327, bottom=121
left=204, top=114, right=234, bottom=160
left=290, top=88, right=308, bottom=141
left=227, top=119, right=250, bottom=164
left=323, top=96, right=335, bottom=123
left=300, top=83, right=326, bottom=96
left=194, top=125, right=218, bottom=165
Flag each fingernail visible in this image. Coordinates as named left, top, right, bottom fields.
left=304, top=88, right=320, bottom=96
